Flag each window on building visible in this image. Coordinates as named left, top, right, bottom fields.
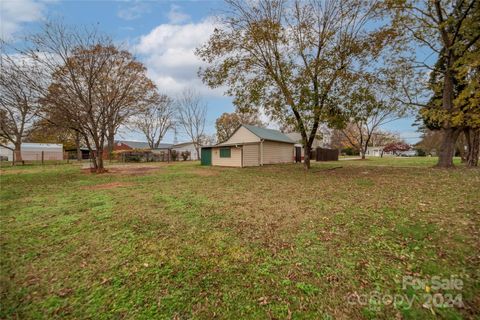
left=220, top=147, right=231, bottom=158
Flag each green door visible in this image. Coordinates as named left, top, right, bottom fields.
left=201, top=148, right=212, bottom=166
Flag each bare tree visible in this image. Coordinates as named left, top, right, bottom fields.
left=370, top=131, right=400, bottom=150
left=176, top=89, right=207, bottom=159
left=337, top=74, right=407, bottom=159
left=199, top=133, right=216, bottom=146
left=0, top=54, right=40, bottom=162
left=416, top=129, right=443, bottom=156
left=130, top=93, right=175, bottom=149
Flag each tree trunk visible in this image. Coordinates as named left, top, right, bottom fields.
left=94, top=136, right=106, bottom=173
left=96, top=150, right=105, bottom=173
left=86, top=136, right=106, bottom=173
left=464, top=129, right=470, bottom=163
left=436, top=128, right=460, bottom=168
left=90, top=148, right=105, bottom=173
left=90, top=152, right=98, bottom=171
left=466, top=128, right=479, bottom=167
left=304, top=147, right=311, bottom=169
left=107, top=130, right=115, bottom=161
left=360, top=144, right=367, bottom=159
left=437, top=57, right=458, bottom=168
left=75, top=132, right=82, bottom=161
left=14, top=141, right=22, bottom=163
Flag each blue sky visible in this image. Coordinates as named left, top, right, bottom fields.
left=1, top=0, right=421, bottom=144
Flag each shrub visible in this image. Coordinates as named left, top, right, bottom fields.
left=181, top=151, right=191, bottom=161
left=126, top=154, right=141, bottom=162
left=415, top=148, right=426, bottom=157
left=342, top=147, right=359, bottom=156
left=171, top=150, right=178, bottom=161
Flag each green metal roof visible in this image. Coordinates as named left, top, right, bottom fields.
left=242, top=124, right=295, bottom=144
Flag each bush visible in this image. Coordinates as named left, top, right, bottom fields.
left=181, top=151, right=191, bottom=161
left=342, top=147, right=359, bottom=156
left=415, top=148, right=426, bottom=157
left=171, top=150, right=178, bottom=161
left=126, top=154, right=141, bottom=162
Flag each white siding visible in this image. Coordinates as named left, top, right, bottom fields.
left=243, top=144, right=260, bottom=166
left=212, top=146, right=242, bottom=167
left=262, top=141, right=294, bottom=164
left=172, top=143, right=199, bottom=160
left=0, top=147, right=13, bottom=161
left=0, top=143, right=63, bottom=161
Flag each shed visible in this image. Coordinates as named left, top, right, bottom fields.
left=202, top=124, right=295, bottom=167
left=0, top=143, right=63, bottom=161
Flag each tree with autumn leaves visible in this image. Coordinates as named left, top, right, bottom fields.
left=389, top=0, right=480, bottom=167
left=197, top=0, right=398, bottom=169
left=39, top=45, right=156, bottom=172
left=24, top=21, right=157, bottom=172
left=383, top=142, right=410, bottom=155
left=0, top=51, right=42, bottom=162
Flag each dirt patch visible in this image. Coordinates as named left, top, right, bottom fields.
left=81, top=182, right=134, bottom=190
left=0, top=169, right=30, bottom=175
left=81, top=164, right=164, bottom=176
left=107, top=166, right=161, bottom=176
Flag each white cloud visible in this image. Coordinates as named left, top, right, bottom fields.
left=167, top=5, right=190, bottom=24
left=117, top=3, right=150, bottom=21
left=0, top=0, right=46, bottom=40
left=135, top=18, right=224, bottom=97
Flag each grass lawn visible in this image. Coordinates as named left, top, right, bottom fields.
left=1, top=158, right=479, bottom=319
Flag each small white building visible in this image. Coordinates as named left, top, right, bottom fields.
left=365, top=146, right=394, bottom=157
left=172, top=142, right=200, bottom=160
left=202, top=124, right=295, bottom=167
left=0, top=143, right=63, bottom=161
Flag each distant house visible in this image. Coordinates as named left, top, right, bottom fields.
left=114, top=140, right=150, bottom=150
left=398, top=150, right=417, bottom=157
left=151, top=143, right=174, bottom=161
left=64, top=147, right=92, bottom=160
left=365, top=146, right=394, bottom=157
left=0, top=143, right=63, bottom=161
left=284, top=125, right=332, bottom=159
left=113, top=140, right=173, bottom=152
left=201, top=124, right=295, bottom=167
left=152, top=143, right=174, bottom=151
left=103, top=140, right=172, bottom=159
left=102, top=140, right=146, bottom=159
left=172, top=142, right=199, bottom=160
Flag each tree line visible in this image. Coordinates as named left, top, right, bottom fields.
left=0, top=21, right=208, bottom=172
left=1, top=1, right=478, bottom=171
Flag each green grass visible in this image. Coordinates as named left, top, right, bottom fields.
left=1, top=158, right=479, bottom=319
left=343, top=156, right=464, bottom=167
